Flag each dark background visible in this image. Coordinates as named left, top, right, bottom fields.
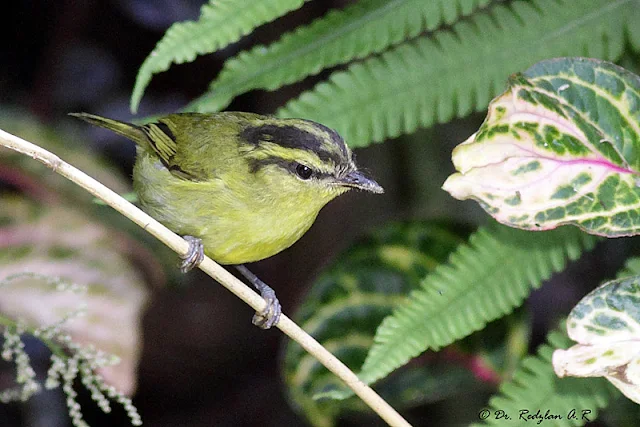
left=1, top=1, right=636, bottom=426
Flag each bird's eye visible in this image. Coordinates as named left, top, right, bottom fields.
left=295, top=163, right=313, bottom=180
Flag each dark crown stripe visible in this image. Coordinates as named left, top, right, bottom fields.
left=303, top=120, right=348, bottom=157
left=240, top=124, right=345, bottom=166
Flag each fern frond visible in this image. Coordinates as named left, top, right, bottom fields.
left=357, top=224, right=598, bottom=388
left=474, top=330, right=615, bottom=427
left=187, top=0, right=493, bottom=112
left=130, top=0, right=307, bottom=113
left=278, top=0, right=640, bottom=148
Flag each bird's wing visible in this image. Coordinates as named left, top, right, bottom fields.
left=139, top=122, right=179, bottom=168
left=139, top=116, right=213, bottom=181
left=141, top=113, right=251, bottom=182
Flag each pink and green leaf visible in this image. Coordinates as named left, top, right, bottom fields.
left=553, top=275, right=640, bottom=404
left=443, top=57, right=640, bottom=237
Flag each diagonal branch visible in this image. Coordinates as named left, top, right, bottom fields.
left=0, top=127, right=411, bottom=427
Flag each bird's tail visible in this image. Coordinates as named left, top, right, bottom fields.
left=69, top=113, right=148, bottom=146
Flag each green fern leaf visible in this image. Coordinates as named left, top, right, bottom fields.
left=278, top=0, right=640, bottom=148
left=356, top=224, right=598, bottom=391
left=187, top=0, right=493, bottom=112
left=473, top=330, right=615, bottom=427
left=130, top=0, right=307, bottom=113
left=284, top=220, right=472, bottom=426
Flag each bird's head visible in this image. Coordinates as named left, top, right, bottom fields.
left=239, top=117, right=383, bottom=209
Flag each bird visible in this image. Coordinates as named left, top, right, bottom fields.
left=71, top=112, right=383, bottom=328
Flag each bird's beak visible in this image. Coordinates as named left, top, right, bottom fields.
left=339, top=170, right=384, bottom=194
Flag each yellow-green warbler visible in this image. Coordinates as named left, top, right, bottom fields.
left=72, top=112, right=383, bottom=328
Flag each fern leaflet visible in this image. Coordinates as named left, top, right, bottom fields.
left=277, top=0, right=640, bottom=148
left=130, top=0, right=307, bottom=113
left=187, top=0, right=493, bottom=112
left=357, top=224, right=598, bottom=390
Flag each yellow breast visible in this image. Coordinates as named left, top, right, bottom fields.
left=133, top=152, right=331, bottom=265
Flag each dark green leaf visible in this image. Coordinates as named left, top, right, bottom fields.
left=352, top=223, right=597, bottom=396
left=188, top=0, right=492, bottom=112
left=278, top=0, right=640, bottom=147
left=130, top=0, right=307, bottom=112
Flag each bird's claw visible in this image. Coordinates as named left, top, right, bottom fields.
left=251, top=286, right=281, bottom=330
left=234, top=265, right=282, bottom=329
left=180, top=235, right=204, bottom=273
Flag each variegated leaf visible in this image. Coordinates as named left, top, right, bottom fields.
left=0, top=198, right=149, bottom=395
left=552, top=276, right=640, bottom=404
left=443, top=57, right=640, bottom=237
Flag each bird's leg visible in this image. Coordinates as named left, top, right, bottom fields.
left=180, top=235, right=205, bottom=273
left=178, top=239, right=280, bottom=328
left=235, top=265, right=281, bottom=329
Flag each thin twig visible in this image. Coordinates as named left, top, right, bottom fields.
left=0, top=128, right=412, bottom=427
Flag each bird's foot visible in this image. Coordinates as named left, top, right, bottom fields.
left=180, top=235, right=204, bottom=273
left=251, top=285, right=281, bottom=329
left=235, top=265, right=281, bottom=329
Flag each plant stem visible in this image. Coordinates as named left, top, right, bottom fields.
left=0, top=127, right=412, bottom=427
